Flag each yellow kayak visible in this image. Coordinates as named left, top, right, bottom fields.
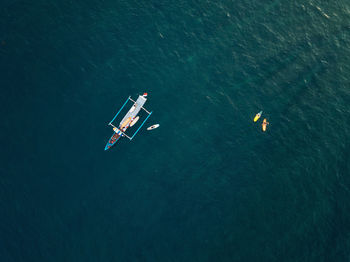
left=254, top=111, right=262, bottom=122
left=262, top=118, right=269, bottom=132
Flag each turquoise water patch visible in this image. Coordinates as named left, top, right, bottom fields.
left=1, top=0, right=350, bottom=261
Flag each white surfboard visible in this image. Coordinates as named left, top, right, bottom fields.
left=130, top=116, right=140, bottom=127
left=147, top=124, right=159, bottom=130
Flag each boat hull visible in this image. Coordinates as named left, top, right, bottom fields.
left=104, top=132, right=121, bottom=150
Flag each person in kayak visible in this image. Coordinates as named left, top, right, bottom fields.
left=254, top=111, right=263, bottom=122
left=262, top=119, right=269, bottom=131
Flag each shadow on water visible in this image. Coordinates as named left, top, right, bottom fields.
left=268, top=29, right=346, bottom=122
left=234, top=46, right=301, bottom=89
left=225, top=33, right=327, bottom=95
left=240, top=24, right=343, bottom=110
left=276, top=59, right=327, bottom=117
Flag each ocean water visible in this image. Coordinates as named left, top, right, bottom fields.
left=1, top=0, right=350, bottom=261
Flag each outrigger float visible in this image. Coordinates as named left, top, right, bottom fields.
left=105, top=93, right=152, bottom=150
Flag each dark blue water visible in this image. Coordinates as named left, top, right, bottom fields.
left=1, top=0, right=350, bottom=261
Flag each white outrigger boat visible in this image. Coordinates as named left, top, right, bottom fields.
left=105, top=93, right=152, bottom=150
